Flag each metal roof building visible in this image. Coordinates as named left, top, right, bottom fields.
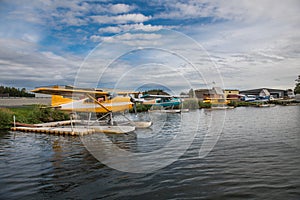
left=240, top=88, right=287, bottom=98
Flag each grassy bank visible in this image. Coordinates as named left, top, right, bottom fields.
left=269, top=99, right=300, bottom=105
left=129, top=104, right=152, bottom=113
left=228, top=101, right=260, bottom=107
left=228, top=100, right=300, bottom=107
left=182, top=99, right=212, bottom=109
left=0, top=105, right=69, bottom=129
left=129, top=99, right=212, bottom=112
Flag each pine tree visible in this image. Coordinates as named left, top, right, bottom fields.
left=294, top=75, right=300, bottom=94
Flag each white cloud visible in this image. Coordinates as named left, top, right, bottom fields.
left=98, top=26, right=122, bottom=33
left=113, top=33, right=161, bottom=40
left=89, top=35, right=103, bottom=42
left=99, top=23, right=165, bottom=33
left=0, top=38, right=81, bottom=88
left=58, top=11, right=88, bottom=26
left=109, top=4, right=134, bottom=14
left=21, top=33, right=39, bottom=43
left=4, top=0, right=91, bottom=27
left=91, top=13, right=151, bottom=24
left=41, top=51, right=70, bottom=61
left=78, top=49, right=200, bottom=92
left=5, top=1, right=136, bottom=27
left=1, top=0, right=299, bottom=91
left=155, top=1, right=213, bottom=19
left=90, top=33, right=162, bottom=46
left=155, top=0, right=300, bottom=24
left=216, top=55, right=299, bottom=90
left=213, top=0, right=300, bottom=23
left=81, top=30, right=224, bottom=92
left=176, top=1, right=299, bottom=91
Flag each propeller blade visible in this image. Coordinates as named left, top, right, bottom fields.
left=130, top=97, right=138, bottom=114
left=134, top=102, right=137, bottom=114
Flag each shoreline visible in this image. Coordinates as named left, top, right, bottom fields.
left=0, top=97, right=51, bottom=107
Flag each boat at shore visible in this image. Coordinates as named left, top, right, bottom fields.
left=148, top=108, right=189, bottom=113
left=204, top=106, right=234, bottom=110
left=211, top=106, right=234, bottom=110
left=257, top=103, right=275, bottom=107
left=148, top=109, right=181, bottom=113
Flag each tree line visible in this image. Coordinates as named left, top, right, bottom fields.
left=295, top=75, right=300, bottom=94
left=0, top=86, right=35, bottom=97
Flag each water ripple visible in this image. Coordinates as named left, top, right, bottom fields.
left=0, top=106, right=299, bottom=199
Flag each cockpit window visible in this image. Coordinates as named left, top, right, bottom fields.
left=84, top=98, right=94, bottom=103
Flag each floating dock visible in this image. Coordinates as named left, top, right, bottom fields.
left=34, top=120, right=81, bottom=127
left=10, top=120, right=137, bottom=135
left=14, top=120, right=82, bottom=128
left=88, top=125, right=135, bottom=134
left=10, top=118, right=143, bottom=135
left=11, top=126, right=95, bottom=136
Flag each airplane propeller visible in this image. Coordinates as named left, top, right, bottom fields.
left=130, top=96, right=138, bottom=114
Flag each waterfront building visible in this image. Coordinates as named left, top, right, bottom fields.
left=195, top=87, right=225, bottom=100
left=224, top=89, right=240, bottom=101
left=194, top=87, right=228, bottom=105
left=240, top=88, right=287, bottom=99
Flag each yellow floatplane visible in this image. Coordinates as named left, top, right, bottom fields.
left=31, top=86, right=152, bottom=134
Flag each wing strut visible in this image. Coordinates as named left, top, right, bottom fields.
left=86, top=93, right=113, bottom=125
left=86, top=93, right=111, bottom=112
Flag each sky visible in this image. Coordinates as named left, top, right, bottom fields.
left=0, top=0, right=299, bottom=93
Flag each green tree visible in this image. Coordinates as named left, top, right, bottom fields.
left=188, top=88, right=194, bottom=98
left=294, top=75, right=300, bottom=94
left=0, top=86, right=34, bottom=97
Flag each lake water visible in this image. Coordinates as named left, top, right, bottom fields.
left=0, top=106, right=299, bottom=199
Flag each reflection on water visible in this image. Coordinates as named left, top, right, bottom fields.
left=0, top=106, right=299, bottom=199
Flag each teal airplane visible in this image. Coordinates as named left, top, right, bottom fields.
left=137, top=94, right=182, bottom=108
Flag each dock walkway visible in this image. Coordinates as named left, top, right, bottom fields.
left=11, top=126, right=94, bottom=136
left=34, top=120, right=81, bottom=127
left=10, top=120, right=136, bottom=135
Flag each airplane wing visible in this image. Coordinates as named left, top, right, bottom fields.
left=31, top=87, right=109, bottom=97
left=31, top=86, right=139, bottom=97
left=141, top=94, right=174, bottom=98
